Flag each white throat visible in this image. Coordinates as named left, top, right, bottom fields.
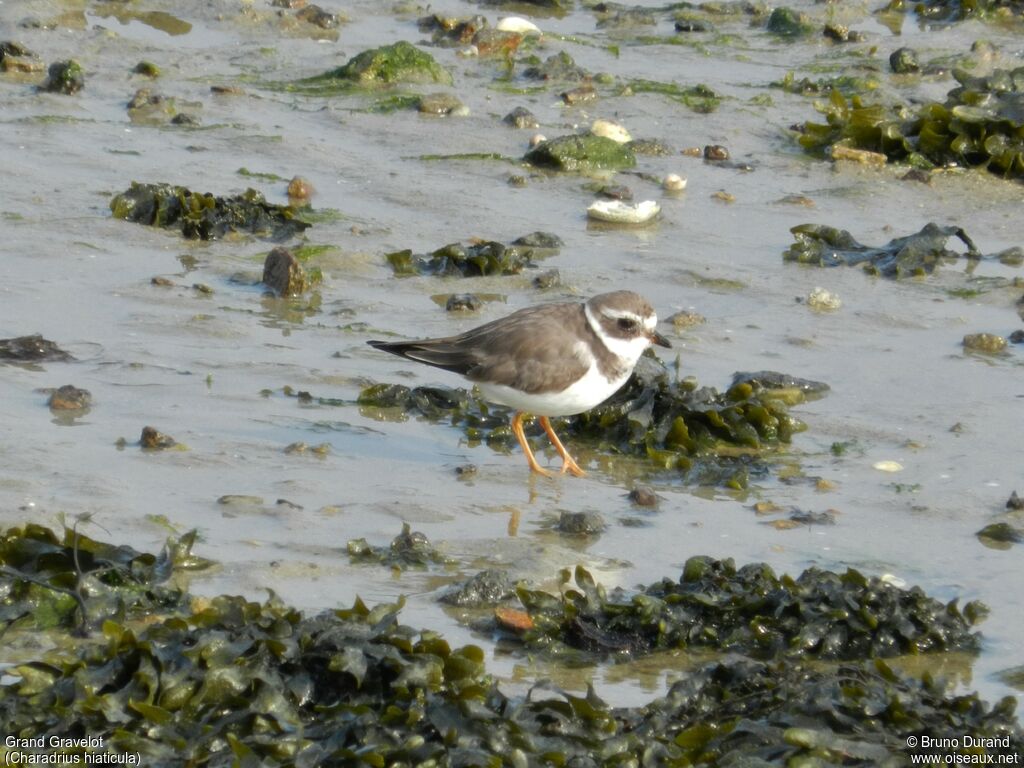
left=584, top=303, right=652, bottom=367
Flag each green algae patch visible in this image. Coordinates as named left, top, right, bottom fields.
left=1, top=524, right=1020, bottom=765
left=385, top=231, right=562, bottom=277
left=110, top=182, right=310, bottom=241
left=525, top=133, right=636, bottom=172
left=295, top=41, right=452, bottom=94
left=357, top=364, right=811, bottom=488
left=766, top=6, right=814, bottom=37
left=624, top=78, right=722, bottom=112
left=783, top=222, right=1020, bottom=279
left=512, top=560, right=985, bottom=661
left=799, top=67, right=1024, bottom=180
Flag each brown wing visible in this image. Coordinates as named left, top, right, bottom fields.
left=367, top=302, right=590, bottom=394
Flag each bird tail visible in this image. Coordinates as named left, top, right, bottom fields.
left=367, top=339, right=474, bottom=376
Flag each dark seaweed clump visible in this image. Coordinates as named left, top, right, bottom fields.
left=0, top=334, right=72, bottom=362
left=783, top=222, right=988, bottom=278
left=347, top=522, right=453, bottom=569
left=40, top=59, right=85, bottom=94
left=358, top=363, right=809, bottom=488
left=514, top=560, right=985, bottom=661
left=882, top=0, right=1024, bottom=22
left=1, top=525, right=1019, bottom=766
left=0, top=522, right=211, bottom=633
left=110, top=182, right=310, bottom=241
left=385, top=231, right=562, bottom=277
left=799, top=67, right=1024, bottom=180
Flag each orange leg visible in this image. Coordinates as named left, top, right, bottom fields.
left=511, top=412, right=554, bottom=477
left=539, top=416, right=586, bottom=477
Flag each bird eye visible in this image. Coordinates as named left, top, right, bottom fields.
left=617, top=317, right=638, bottom=332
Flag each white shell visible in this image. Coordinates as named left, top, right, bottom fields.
left=872, top=460, right=904, bottom=473
left=587, top=199, right=661, bottom=224
left=662, top=173, right=687, bottom=191
left=497, top=16, right=542, bottom=35
left=590, top=119, right=632, bottom=144
left=880, top=573, right=908, bottom=588
left=806, top=286, right=841, bottom=311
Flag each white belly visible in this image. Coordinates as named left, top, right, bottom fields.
left=477, top=364, right=630, bottom=417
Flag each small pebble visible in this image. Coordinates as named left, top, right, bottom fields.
left=789, top=509, right=838, bottom=526
left=962, top=333, right=1007, bottom=354
left=287, top=176, right=314, bottom=201
left=495, top=607, right=534, bottom=632
left=532, top=269, right=561, bottom=290
left=704, top=144, right=729, bottom=161
left=596, top=184, right=632, bottom=201
left=295, top=4, right=339, bottom=28
left=776, top=194, right=815, bottom=207
left=284, top=442, right=330, bottom=455
left=1007, top=491, right=1023, bottom=511
left=557, top=511, right=605, bottom=535
left=47, top=384, right=91, bottom=410
left=831, top=144, right=887, bottom=167
left=133, top=61, right=160, bottom=77
left=753, top=501, right=783, bottom=515
left=976, top=522, right=1023, bottom=545
left=529, top=133, right=546, bottom=148
left=262, top=247, right=308, bottom=297
left=890, top=47, right=920, bottom=74
left=668, top=310, right=705, bottom=329
left=503, top=106, right=539, bottom=129
left=561, top=85, right=596, bottom=105
left=675, top=19, right=709, bottom=32
left=901, top=169, right=931, bottom=184
left=170, top=113, right=200, bottom=126
left=628, top=487, right=659, bottom=507
left=445, top=294, right=482, bottom=312
left=141, top=426, right=177, bottom=449
left=417, top=92, right=464, bottom=116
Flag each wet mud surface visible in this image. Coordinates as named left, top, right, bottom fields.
left=2, top=0, right=1023, bottom=719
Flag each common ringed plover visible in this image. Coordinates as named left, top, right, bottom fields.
left=368, top=291, right=670, bottom=477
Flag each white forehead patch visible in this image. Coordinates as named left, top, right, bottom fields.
left=597, top=305, right=658, bottom=332
left=598, top=305, right=657, bottom=330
